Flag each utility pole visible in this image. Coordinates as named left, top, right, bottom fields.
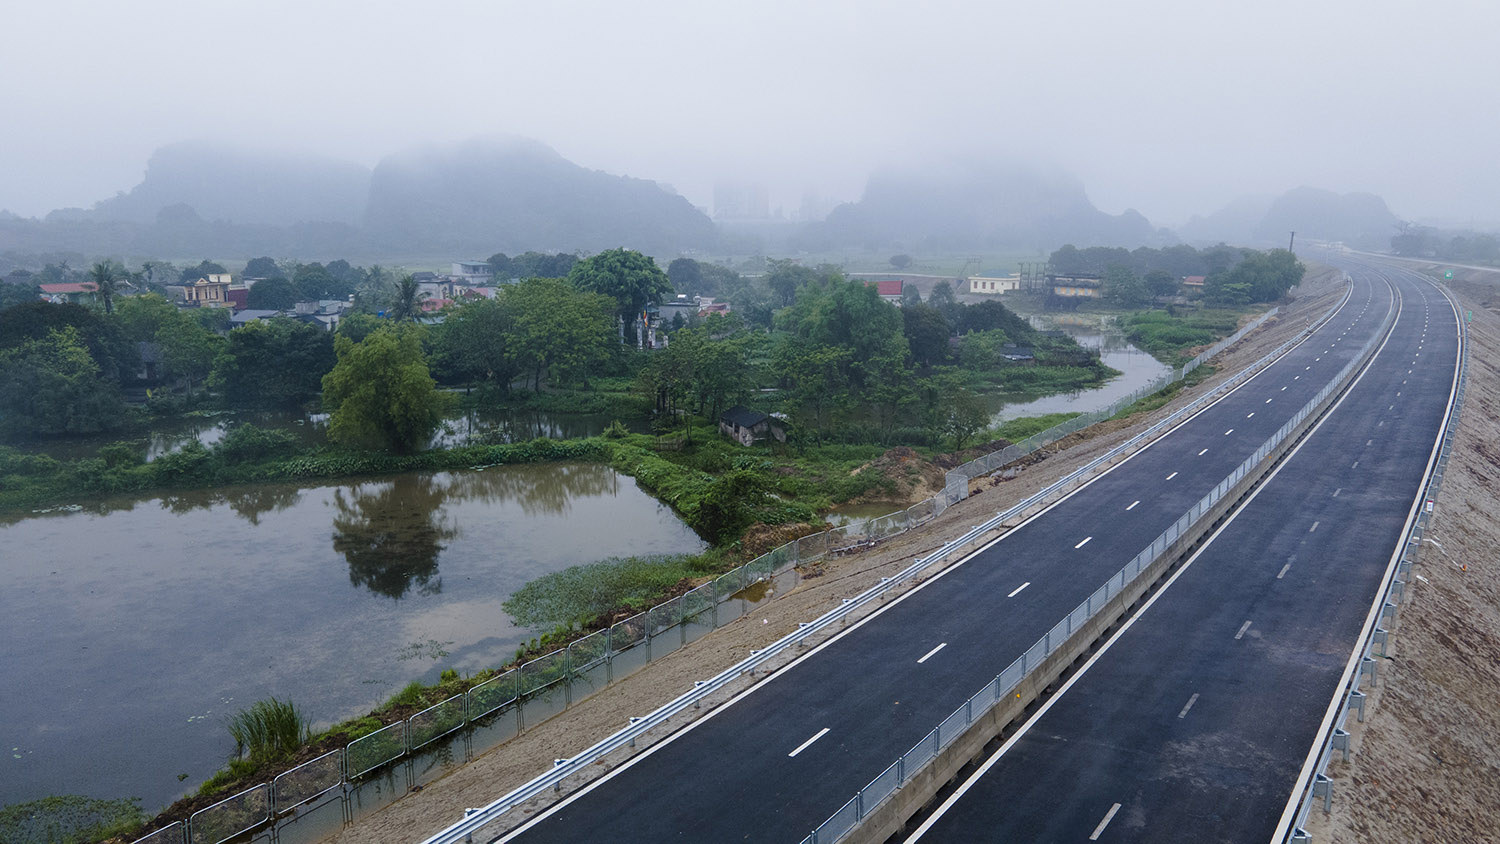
left=1289, top=231, right=1296, bottom=253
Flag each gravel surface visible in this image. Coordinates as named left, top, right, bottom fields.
left=323, top=269, right=1346, bottom=844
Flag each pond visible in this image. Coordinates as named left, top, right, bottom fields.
left=0, top=462, right=704, bottom=812
left=18, top=406, right=644, bottom=464
left=985, top=311, right=1172, bottom=421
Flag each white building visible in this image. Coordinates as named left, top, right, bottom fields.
left=968, top=275, right=1021, bottom=295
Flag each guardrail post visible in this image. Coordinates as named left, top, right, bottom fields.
left=1333, top=728, right=1351, bottom=761
left=1313, top=773, right=1333, bottom=813
left=856, top=790, right=865, bottom=820
left=1349, top=689, right=1367, bottom=723
left=1373, top=627, right=1389, bottom=657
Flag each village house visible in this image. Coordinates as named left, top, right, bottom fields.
left=1183, top=275, right=1206, bottom=288
left=38, top=281, right=99, bottom=305
left=168, top=274, right=233, bottom=308
left=718, top=406, right=787, bottom=446
left=872, top=279, right=904, bottom=305
left=968, top=275, right=1021, bottom=295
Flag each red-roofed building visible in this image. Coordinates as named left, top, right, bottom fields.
left=872, top=279, right=904, bottom=304
left=39, top=281, right=99, bottom=305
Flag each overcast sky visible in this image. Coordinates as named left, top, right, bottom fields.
left=4, top=0, right=1497, bottom=227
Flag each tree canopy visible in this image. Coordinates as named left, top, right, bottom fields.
left=567, top=248, right=672, bottom=332
left=211, top=318, right=335, bottom=408
left=322, top=324, right=451, bottom=453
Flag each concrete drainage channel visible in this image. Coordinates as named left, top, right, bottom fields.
left=805, top=279, right=1399, bottom=844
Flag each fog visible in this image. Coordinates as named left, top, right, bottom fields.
left=4, top=0, right=1497, bottom=227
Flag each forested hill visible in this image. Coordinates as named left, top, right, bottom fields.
left=361, top=137, right=719, bottom=257
left=1, top=137, right=717, bottom=260
left=87, top=141, right=372, bottom=226
left=1180, top=186, right=1398, bottom=249
left=798, top=160, right=1167, bottom=252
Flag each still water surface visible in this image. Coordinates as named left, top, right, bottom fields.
left=0, top=463, right=703, bottom=810
left=986, top=311, right=1172, bottom=421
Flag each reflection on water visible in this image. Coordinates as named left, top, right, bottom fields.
left=986, top=311, right=1172, bottom=421
left=0, top=462, right=704, bottom=812
left=333, top=476, right=456, bottom=599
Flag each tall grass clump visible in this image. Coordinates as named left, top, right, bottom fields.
left=226, top=697, right=309, bottom=764
left=503, top=553, right=714, bottom=630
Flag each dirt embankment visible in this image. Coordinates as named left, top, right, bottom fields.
left=322, top=272, right=1345, bottom=844
left=1310, top=264, right=1500, bottom=844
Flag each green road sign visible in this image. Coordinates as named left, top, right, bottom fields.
left=1467, top=309, right=1473, bottom=323
left=1445, top=269, right=1454, bottom=279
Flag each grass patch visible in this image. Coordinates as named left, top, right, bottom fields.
left=503, top=553, right=721, bottom=631
left=1122, top=309, right=1243, bottom=363
left=226, top=697, right=309, bottom=765
left=0, top=795, right=143, bottom=844
left=992, top=412, right=1081, bottom=442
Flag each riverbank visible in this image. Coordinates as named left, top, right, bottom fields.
left=296, top=267, right=1344, bottom=844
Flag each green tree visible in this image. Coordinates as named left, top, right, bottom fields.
left=179, top=260, right=228, bottom=282
left=0, top=325, right=127, bottom=438
left=926, top=280, right=962, bottom=326
left=889, top=254, right=913, bottom=269
left=435, top=296, right=520, bottom=390
left=243, top=256, right=282, bottom=278
left=1103, top=265, right=1149, bottom=308
left=388, top=274, right=427, bottom=322
left=88, top=260, right=123, bottom=314
left=0, top=279, right=39, bottom=311
left=1144, top=269, right=1179, bottom=299
left=666, top=257, right=704, bottom=296
left=155, top=317, right=223, bottom=398
left=507, top=277, right=616, bottom=389
left=211, top=319, right=335, bottom=408
left=247, top=277, right=298, bottom=310
left=901, top=303, right=950, bottom=367
left=567, top=248, right=672, bottom=342
left=322, top=325, right=451, bottom=452
left=113, top=292, right=181, bottom=342
left=775, top=276, right=906, bottom=386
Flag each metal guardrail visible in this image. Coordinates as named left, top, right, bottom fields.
left=130, top=295, right=1334, bottom=844
left=799, top=276, right=1394, bottom=844
left=412, top=296, right=1350, bottom=844
left=1281, top=280, right=1467, bottom=841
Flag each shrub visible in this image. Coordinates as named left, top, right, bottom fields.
left=214, top=423, right=302, bottom=464
left=226, top=698, right=308, bottom=764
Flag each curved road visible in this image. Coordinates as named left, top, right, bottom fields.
left=488, top=267, right=1402, bottom=843
left=903, top=258, right=1459, bottom=843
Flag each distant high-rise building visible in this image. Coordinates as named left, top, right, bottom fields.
left=796, top=190, right=838, bottom=222
left=713, top=181, right=770, bottom=221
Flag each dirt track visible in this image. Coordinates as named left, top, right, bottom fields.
left=324, top=269, right=1347, bottom=844
left=1309, top=263, right=1500, bottom=844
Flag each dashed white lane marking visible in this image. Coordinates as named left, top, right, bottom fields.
left=1332, top=488, right=1342, bottom=498
left=1281, top=386, right=1287, bottom=391
left=1166, top=471, right=1178, bottom=480
left=1177, top=693, right=1201, bottom=719
left=1309, top=521, right=1320, bottom=532
left=1075, top=536, right=1093, bottom=549
left=1247, top=412, right=1255, bottom=418
left=917, top=643, right=948, bottom=664
left=1305, top=366, right=1311, bottom=370
left=1366, top=439, right=1373, bottom=446
left=1089, top=803, right=1123, bottom=841
left=1266, top=398, right=1273, bottom=404
left=1235, top=621, right=1253, bottom=640
left=1224, top=428, right=1234, bottom=435
left=1126, top=500, right=1140, bottom=511
left=1198, top=448, right=1209, bottom=456
left=1390, top=405, right=1395, bottom=410
left=1294, top=375, right=1300, bottom=380
left=1397, top=391, right=1402, bottom=396
left=1352, top=460, right=1360, bottom=469
left=788, top=727, right=830, bottom=757
left=1007, top=582, right=1032, bottom=598
left=1278, top=562, right=1292, bottom=579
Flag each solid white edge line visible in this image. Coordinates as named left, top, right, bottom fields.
left=917, top=643, right=948, bottom=664
left=1089, top=803, right=1122, bottom=840
left=905, top=273, right=1400, bottom=844
left=1268, top=263, right=1463, bottom=843
left=788, top=727, right=830, bottom=757
left=489, top=281, right=1366, bottom=844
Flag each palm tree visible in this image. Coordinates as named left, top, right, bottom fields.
left=89, top=260, right=120, bottom=314
left=388, top=274, right=427, bottom=322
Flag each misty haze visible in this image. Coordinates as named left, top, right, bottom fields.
left=2, top=3, right=1497, bottom=844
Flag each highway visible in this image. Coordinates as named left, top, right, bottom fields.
left=903, top=258, right=1459, bottom=843
left=489, top=268, right=1397, bottom=843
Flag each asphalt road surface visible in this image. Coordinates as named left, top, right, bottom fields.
left=495, top=267, right=1404, bottom=843
left=903, top=258, right=1458, bottom=843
